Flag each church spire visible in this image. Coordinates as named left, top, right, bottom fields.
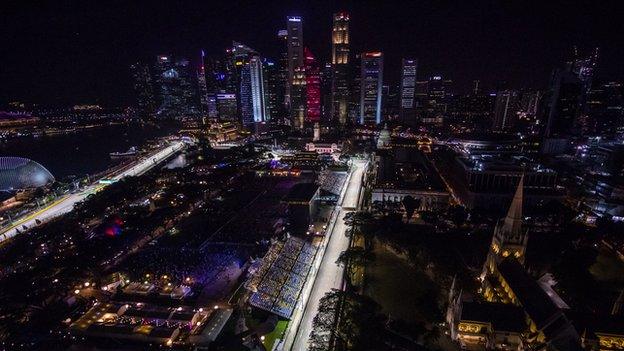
left=501, top=175, right=524, bottom=237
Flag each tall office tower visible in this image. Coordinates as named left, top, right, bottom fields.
left=277, top=29, right=289, bottom=121
left=399, top=58, right=418, bottom=126
left=264, top=59, right=282, bottom=122
left=197, top=50, right=210, bottom=116
left=239, top=54, right=270, bottom=128
left=382, top=84, right=399, bottom=121
left=286, top=16, right=304, bottom=109
left=304, top=48, right=321, bottom=123
left=544, top=69, right=583, bottom=137
left=331, top=12, right=350, bottom=125
left=519, top=90, right=542, bottom=117
left=130, top=62, right=156, bottom=118
left=249, top=55, right=270, bottom=124
left=587, top=82, right=624, bottom=135
left=154, top=55, right=200, bottom=119
left=492, top=90, right=520, bottom=131
left=567, top=47, right=599, bottom=93
left=415, top=80, right=429, bottom=113
left=199, top=52, right=219, bottom=119
left=427, top=75, right=453, bottom=116
left=321, top=63, right=333, bottom=121
left=359, top=52, right=384, bottom=125
left=348, top=53, right=361, bottom=122
left=291, top=66, right=306, bottom=129
left=239, top=63, right=253, bottom=126
left=542, top=48, right=600, bottom=142
left=228, top=41, right=258, bottom=126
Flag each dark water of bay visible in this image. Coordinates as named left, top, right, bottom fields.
left=0, top=123, right=178, bottom=180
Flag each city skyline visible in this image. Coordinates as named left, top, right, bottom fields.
left=1, top=2, right=624, bottom=350
left=2, top=1, right=624, bottom=107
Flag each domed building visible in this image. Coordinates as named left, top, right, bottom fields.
left=0, top=157, right=55, bottom=191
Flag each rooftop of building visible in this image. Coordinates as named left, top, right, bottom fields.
left=458, top=154, right=555, bottom=174
left=283, top=183, right=319, bottom=203
left=460, top=301, right=526, bottom=333
left=498, top=258, right=561, bottom=330
left=376, top=148, right=447, bottom=192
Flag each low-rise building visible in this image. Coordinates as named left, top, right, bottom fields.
left=372, top=148, right=450, bottom=210
left=305, top=142, right=341, bottom=154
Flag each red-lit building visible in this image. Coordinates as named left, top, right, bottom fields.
left=304, top=48, right=321, bottom=123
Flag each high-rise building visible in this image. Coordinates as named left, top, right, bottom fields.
left=197, top=50, right=211, bottom=117
left=543, top=69, right=583, bottom=139
left=228, top=41, right=260, bottom=128
left=277, top=29, right=289, bottom=122
left=130, top=62, right=156, bottom=118
left=427, top=75, right=453, bottom=116
left=304, top=48, right=321, bottom=123
left=382, top=84, right=400, bottom=121
left=359, top=52, right=384, bottom=125
left=321, top=63, right=333, bottom=121
left=286, top=16, right=304, bottom=109
left=399, top=58, right=418, bottom=125
left=291, top=66, right=306, bottom=129
left=543, top=48, right=600, bottom=143
left=492, top=90, right=520, bottom=131
left=249, top=55, right=270, bottom=124
left=331, top=12, right=350, bottom=125
left=153, top=55, right=199, bottom=119
left=216, top=93, right=237, bottom=121
left=568, top=47, right=599, bottom=93
left=415, top=80, right=429, bottom=113
left=264, top=59, right=282, bottom=123
left=348, top=53, right=362, bottom=123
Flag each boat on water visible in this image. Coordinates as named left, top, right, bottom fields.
left=109, top=146, right=139, bottom=159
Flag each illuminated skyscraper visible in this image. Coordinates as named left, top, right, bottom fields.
left=568, top=47, right=599, bottom=93
left=399, top=58, right=418, bottom=125
left=154, top=55, right=199, bottom=119
left=227, top=41, right=259, bottom=127
left=492, top=90, right=520, bottom=131
left=331, top=12, right=350, bottom=125
left=304, top=48, right=321, bottom=123
left=286, top=16, right=304, bottom=109
left=291, top=66, right=306, bottom=129
left=542, top=48, right=599, bottom=145
left=249, top=55, right=270, bottom=124
left=277, top=29, right=289, bottom=123
left=264, top=59, right=281, bottom=122
left=216, top=93, right=237, bottom=121
left=130, top=62, right=156, bottom=118
left=321, top=62, right=333, bottom=121
left=359, top=52, right=384, bottom=125
left=197, top=50, right=214, bottom=118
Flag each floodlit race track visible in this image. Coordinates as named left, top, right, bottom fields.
left=282, top=160, right=367, bottom=351
left=0, top=141, right=185, bottom=243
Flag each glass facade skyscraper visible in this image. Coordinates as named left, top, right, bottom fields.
left=130, top=62, right=156, bottom=119
left=286, top=16, right=304, bottom=110
left=359, top=52, right=384, bottom=125
left=249, top=55, right=270, bottom=123
left=153, top=55, right=200, bottom=119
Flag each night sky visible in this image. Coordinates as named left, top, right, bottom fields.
left=2, top=0, right=624, bottom=107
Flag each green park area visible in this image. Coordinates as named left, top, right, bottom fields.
left=364, top=244, right=442, bottom=324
